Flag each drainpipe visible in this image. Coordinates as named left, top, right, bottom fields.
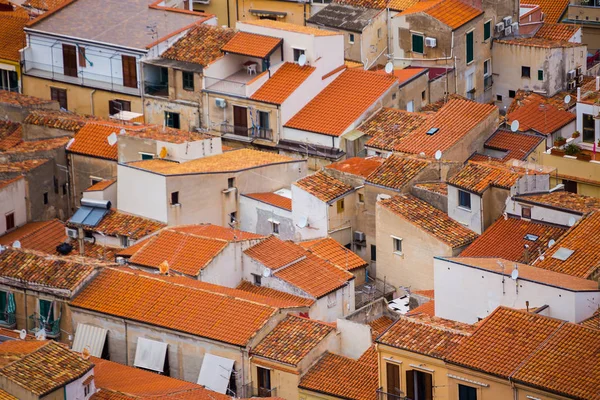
left=89, top=89, right=96, bottom=115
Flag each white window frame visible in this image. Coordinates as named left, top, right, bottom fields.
left=392, top=235, right=403, bottom=255
left=139, top=152, right=155, bottom=160
left=327, top=292, right=337, bottom=308
left=268, top=219, right=280, bottom=235
left=349, top=33, right=355, bottom=44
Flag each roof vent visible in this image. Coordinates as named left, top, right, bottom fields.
left=552, top=247, right=574, bottom=261
left=524, top=234, right=539, bottom=241
left=426, top=128, right=439, bottom=136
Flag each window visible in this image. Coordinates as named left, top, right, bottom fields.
left=521, top=207, right=532, bottom=219
left=165, top=112, right=180, bottom=129
left=496, top=94, right=503, bottom=102
left=392, top=237, right=402, bottom=254
left=170, top=191, right=179, bottom=205
left=466, top=30, right=474, bottom=64
left=509, top=90, right=516, bottom=98
left=327, top=292, right=337, bottom=308
left=271, top=220, right=280, bottom=235
left=121, top=55, right=138, bottom=88
left=50, top=87, right=67, bottom=110
left=422, top=90, right=426, bottom=101
left=337, top=199, right=345, bottom=213
left=228, top=177, right=235, bottom=188
left=538, top=69, right=544, bottom=80
left=521, top=66, right=531, bottom=78
left=583, top=113, right=595, bottom=143
left=84, top=384, right=90, bottom=396
left=358, top=193, right=364, bottom=203
left=563, top=179, right=578, bottom=194
left=43, top=192, right=49, bottom=205
left=293, top=48, right=305, bottom=62
left=182, top=71, right=194, bottom=91
left=458, top=190, right=471, bottom=210
left=386, top=363, right=401, bottom=398
left=62, top=184, right=67, bottom=196
left=459, top=384, right=477, bottom=400
left=258, top=111, right=270, bottom=130
left=78, top=46, right=86, bottom=68
left=5, top=212, right=15, bottom=231
left=230, top=212, right=237, bottom=224
left=109, top=99, right=131, bottom=116
left=0, top=69, right=18, bottom=92
left=62, top=44, right=78, bottom=77
left=407, top=100, right=414, bottom=112
left=412, top=33, right=424, bottom=54
left=349, top=33, right=355, bottom=44
left=140, top=153, right=153, bottom=160
left=39, top=299, right=54, bottom=324
left=253, top=274, right=262, bottom=286
left=406, top=370, right=433, bottom=400
left=257, top=367, right=271, bottom=397
left=120, top=235, right=129, bottom=247
left=483, top=59, right=490, bottom=76
left=371, top=244, right=377, bottom=261
left=484, top=20, right=491, bottom=41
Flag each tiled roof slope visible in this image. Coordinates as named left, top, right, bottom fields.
left=514, top=191, right=600, bottom=215
left=0, top=340, right=47, bottom=368
left=407, top=300, right=435, bottom=317
left=477, top=130, right=544, bottom=162
left=2, top=136, right=70, bottom=154
left=251, top=62, right=315, bottom=105
left=221, top=31, right=282, bottom=58
left=299, top=237, right=367, bottom=271
left=67, top=122, right=120, bottom=160
left=160, top=24, right=235, bottom=66
left=579, top=309, right=599, bottom=330
left=85, top=179, right=116, bottom=192
left=523, top=0, right=569, bottom=23
left=365, top=154, right=430, bottom=190
left=0, top=176, right=22, bottom=191
left=24, top=0, right=67, bottom=11
left=0, top=248, right=96, bottom=293
left=534, top=211, right=600, bottom=278
left=399, top=0, right=482, bottom=29
left=241, top=20, right=340, bottom=36
left=0, top=121, right=22, bottom=151
left=24, top=110, right=96, bottom=131
left=325, top=156, right=384, bottom=178
left=244, top=236, right=306, bottom=270
left=243, top=192, right=292, bottom=211
left=74, top=209, right=166, bottom=240
left=380, top=194, right=478, bottom=248
left=534, top=23, right=579, bottom=41
left=496, top=37, right=580, bottom=49
left=333, top=0, right=419, bottom=11
left=460, top=216, right=567, bottom=263
left=506, top=93, right=574, bottom=135
left=0, top=16, right=27, bottom=62
left=0, top=389, right=16, bottom=400
left=362, top=108, right=428, bottom=150
left=294, top=171, right=354, bottom=203
left=368, top=316, right=395, bottom=339
left=448, top=307, right=599, bottom=400
left=70, top=267, right=277, bottom=346
left=448, top=161, right=521, bottom=194
left=252, top=315, right=334, bottom=366
left=284, top=69, right=397, bottom=137
left=0, top=219, right=66, bottom=254
left=299, top=347, right=378, bottom=400
left=236, top=280, right=315, bottom=307
left=0, top=91, right=55, bottom=108
left=0, top=158, right=49, bottom=173
left=171, top=224, right=264, bottom=241
left=414, top=182, right=448, bottom=195
left=0, top=341, right=93, bottom=396
left=377, top=315, right=473, bottom=358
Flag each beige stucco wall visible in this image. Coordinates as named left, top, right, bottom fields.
left=541, top=151, right=600, bottom=197
left=250, top=359, right=300, bottom=399
left=397, top=71, right=429, bottom=111
left=238, top=0, right=307, bottom=26
left=69, top=153, right=117, bottom=207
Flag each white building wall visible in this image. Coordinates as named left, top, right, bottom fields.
left=200, top=244, right=244, bottom=287
left=0, top=179, right=26, bottom=235
left=504, top=197, right=581, bottom=227
left=117, top=165, right=168, bottom=222
left=158, top=137, right=223, bottom=163
left=239, top=196, right=295, bottom=240
left=447, top=185, right=483, bottom=234
left=65, top=369, right=95, bottom=400
left=291, top=185, right=328, bottom=241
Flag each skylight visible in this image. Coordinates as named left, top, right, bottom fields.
left=524, top=234, right=539, bottom=241
left=551, top=247, right=574, bottom=261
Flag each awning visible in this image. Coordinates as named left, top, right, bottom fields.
left=341, top=129, right=365, bottom=141
left=133, top=337, right=168, bottom=373
left=197, top=353, right=235, bottom=394
left=249, top=9, right=287, bottom=17
left=72, top=324, right=107, bottom=357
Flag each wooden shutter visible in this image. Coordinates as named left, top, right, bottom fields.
left=386, top=363, right=401, bottom=396
left=62, top=44, right=78, bottom=77
left=122, top=55, right=138, bottom=88
left=405, top=370, right=415, bottom=399
left=78, top=46, right=86, bottom=67
left=51, top=87, right=67, bottom=110
left=423, top=372, right=433, bottom=400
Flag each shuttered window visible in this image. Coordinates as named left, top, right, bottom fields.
left=484, top=20, right=491, bottom=41
left=121, top=55, right=138, bottom=88
left=50, top=87, right=67, bottom=110
left=412, top=34, right=424, bottom=54
left=386, top=363, right=401, bottom=396
left=466, top=31, right=474, bottom=64
left=78, top=46, right=86, bottom=68
left=62, top=44, right=78, bottom=77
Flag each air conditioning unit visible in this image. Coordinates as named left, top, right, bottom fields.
left=215, top=98, right=227, bottom=108
left=576, top=66, right=583, bottom=76
left=567, top=70, right=576, bottom=81
left=511, top=22, right=519, bottom=34
left=425, top=37, right=437, bottom=48
left=504, top=26, right=512, bottom=36
left=568, top=81, right=576, bottom=90
left=503, top=16, right=513, bottom=26
left=354, top=231, right=366, bottom=243
left=66, top=228, right=78, bottom=239
left=495, top=22, right=505, bottom=33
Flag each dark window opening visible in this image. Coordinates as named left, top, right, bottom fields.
left=509, top=90, right=516, bottom=98
left=406, top=370, right=433, bottom=400
left=182, top=71, right=194, bottom=91
left=422, top=90, right=426, bottom=100
left=386, top=362, right=401, bottom=397
left=538, top=69, right=544, bottom=80
left=257, top=366, right=271, bottom=397
left=496, top=94, right=503, bottom=102
left=62, top=184, right=67, bottom=196
left=51, top=87, right=67, bottom=110
left=109, top=99, right=131, bottom=116
left=165, top=112, right=180, bottom=129
left=171, top=191, right=179, bottom=205
left=412, top=34, right=424, bottom=54
left=230, top=212, right=237, bottom=224
left=54, top=176, right=59, bottom=194
left=253, top=274, right=262, bottom=286
left=466, top=31, right=474, bottom=63
left=371, top=244, right=377, bottom=261
left=228, top=177, right=235, bottom=188
left=459, top=384, right=477, bottom=400
left=521, top=207, right=532, bottom=219
left=43, top=192, right=49, bottom=205
left=583, top=113, right=595, bottom=143
left=484, top=20, right=491, bottom=41
left=293, top=48, right=305, bottom=62
left=521, top=66, right=531, bottom=78
left=458, top=190, right=471, bottom=210
left=5, top=212, right=15, bottom=231
left=62, top=44, right=78, bottom=77
left=563, top=179, right=578, bottom=194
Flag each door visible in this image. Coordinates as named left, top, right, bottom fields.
left=122, top=55, right=138, bottom=88
left=458, top=384, right=477, bottom=400
left=50, top=87, right=68, bottom=110
left=62, top=44, right=78, bottom=77
left=257, top=366, right=271, bottom=397
left=233, top=105, right=248, bottom=136
left=386, top=362, right=401, bottom=399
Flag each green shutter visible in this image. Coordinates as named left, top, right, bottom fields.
left=538, top=70, right=544, bottom=80
left=466, top=31, right=474, bottom=63
left=484, top=21, right=491, bottom=41
left=39, top=299, right=54, bottom=323
left=0, top=291, right=5, bottom=313
left=412, top=34, right=424, bottom=54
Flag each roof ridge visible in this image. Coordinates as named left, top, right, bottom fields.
left=400, top=315, right=472, bottom=336
left=163, top=227, right=230, bottom=243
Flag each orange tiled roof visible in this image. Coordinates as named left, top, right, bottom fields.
left=0, top=158, right=49, bottom=173
left=1, top=136, right=69, bottom=154
left=125, top=125, right=213, bottom=144
left=23, top=0, right=67, bottom=11
left=496, top=36, right=580, bottom=49
left=413, top=289, right=435, bottom=299
left=375, top=66, right=428, bottom=85
left=0, top=341, right=93, bottom=396
left=284, top=69, right=397, bottom=137
left=236, top=280, right=315, bottom=307
left=0, top=90, right=55, bottom=108
left=0, top=219, right=65, bottom=254
left=241, top=20, right=340, bottom=36
left=460, top=216, right=567, bottom=263
left=368, top=316, right=395, bottom=339
left=414, top=182, right=448, bottom=196
left=299, top=347, right=378, bottom=400
left=243, top=192, right=292, bottom=211
left=251, top=62, right=315, bottom=105
left=534, top=211, right=600, bottom=279
left=399, top=0, right=482, bottom=29
left=252, top=315, right=334, bottom=366
left=475, top=129, right=544, bottom=162
left=334, top=0, right=419, bottom=11
left=515, top=191, right=600, bottom=215
left=0, top=176, right=22, bottom=191
left=0, top=389, right=16, bottom=400
left=524, top=0, right=569, bottom=23
left=67, top=122, right=123, bottom=160
left=70, top=267, right=277, bottom=346
left=221, top=31, right=282, bottom=58
left=366, top=154, right=430, bottom=190
left=380, top=194, right=478, bottom=248
left=0, top=340, right=46, bottom=368
left=377, top=314, right=473, bottom=358
left=361, top=108, right=428, bottom=150
left=85, top=179, right=116, bottom=192
left=171, top=224, right=264, bottom=241
left=74, top=209, right=165, bottom=240
left=161, top=24, right=235, bottom=66
left=579, top=309, right=599, bottom=330
left=448, top=161, right=522, bottom=194
left=407, top=300, right=435, bottom=317
left=0, top=16, right=27, bottom=62
left=0, top=0, right=29, bottom=19
left=325, top=156, right=384, bottom=178
left=534, top=23, right=579, bottom=41
left=506, top=93, right=574, bottom=136
left=299, top=237, right=367, bottom=271
left=244, top=235, right=306, bottom=270
left=294, top=171, right=354, bottom=203
left=0, top=121, right=22, bottom=151
left=24, top=109, right=96, bottom=131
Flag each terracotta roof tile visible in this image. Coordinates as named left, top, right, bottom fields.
left=477, top=129, right=545, bottom=162
left=221, top=31, right=282, bottom=58
left=579, top=309, right=599, bottom=330
left=299, top=237, right=367, bottom=271
left=368, top=316, right=395, bottom=339
left=72, top=209, right=165, bottom=240
left=0, top=91, right=55, bottom=108
left=380, top=194, right=478, bottom=248
left=125, top=125, right=213, bottom=144
left=366, top=154, right=430, bottom=190
left=448, top=161, right=522, bottom=194
left=67, top=122, right=124, bottom=160
left=0, top=219, right=65, bottom=254
left=334, top=0, right=419, bottom=11
left=460, top=216, right=567, bottom=263
left=413, top=289, right=435, bottom=298
left=400, top=0, right=482, bottom=29
left=377, top=314, right=473, bottom=358
left=236, top=280, right=315, bottom=307
left=250, top=62, right=315, bottom=105
left=0, top=389, right=16, bottom=400
left=0, top=340, right=47, bottom=368
left=534, top=23, right=579, bottom=41
left=523, top=0, right=569, bottom=23
left=128, top=149, right=296, bottom=175
left=325, top=156, right=384, bottom=178
left=0, top=341, right=93, bottom=396
left=171, top=224, right=264, bottom=241
left=0, top=176, right=22, bottom=191
left=243, top=192, right=292, bottom=211
left=515, top=191, right=600, bottom=215
left=244, top=236, right=306, bottom=270
left=294, top=171, right=354, bottom=203
left=161, top=24, right=235, bottom=66
left=375, top=66, right=428, bottom=84
left=361, top=108, right=428, bottom=150
left=85, top=179, right=116, bottom=192
left=252, top=315, right=334, bottom=365
left=241, top=20, right=340, bottom=36
left=24, top=110, right=96, bottom=131
left=506, top=93, right=574, bottom=135
left=0, top=16, right=27, bottom=62
left=284, top=69, right=397, bottom=137
left=0, top=1, right=30, bottom=19
left=407, top=300, right=435, bottom=317
left=496, top=36, right=580, bottom=49
left=0, top=121, right=22, bottom=151
left=534, top=211, right=600, bottom=279
left=414, top=182, right=448, bottom=195
left=0, top=158, right=49, bottom=173
left=2, top=136, right=69, bottom=155
left=70, top=267, right=277, bottom=346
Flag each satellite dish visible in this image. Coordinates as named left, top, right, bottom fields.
left=66, top=138, right=75, bottom=150
left=503, top=212, right=508, bottom=220
left=510, top=120, right=520, bottom=132
left=568, top=216, right=576, bottom=227
left=107, top=132, right=118, bottom=146
left=35, top=329, right=46, bottom=341
left=297, top=215, right=308, bottom=229
left=298, top=54, right=307, bottom=67
left=548, top=239, right=556, bottom=248
left=384, top=62, right=394, bottom=74
left=19, top=329, right=27, bottom=340
left=119, top=128, right=127, bottom=135
left=511, top=268, right=519, bottom=280
left=262, top=268, right=272, bottom=278
left=434, top=150, right=442, bottom=160
left=159, top=147, right=168, bottom=159
left=564, top=95, right=571, bottom=105
left=12, top=241, right=21, bottom=249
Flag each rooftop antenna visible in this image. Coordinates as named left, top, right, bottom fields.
left=510, top=120, right=520, bottom=132
left=384, top=61, right=394, bottom=75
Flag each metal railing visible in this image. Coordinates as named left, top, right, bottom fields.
left=205, top=76, right=247, bottom=97
left=218, top=124, right=273, bottom=140
left=377, top=388, right=408, bottom=400
left=28, top=314, right=61, bottom=338
left=0, top=312, right=16, bottom=328
left=241, top=384, right=277, bottom=398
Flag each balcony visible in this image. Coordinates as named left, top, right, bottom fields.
left=23, top=60, right=140, bottom=96
left=205, top=72, right=253, bottom=97
left=28, top=313, right=61, bottom=339
left=377, top=388, right=408, bottom=400
left=0, top=312, right=16, bottom=328
left=218, top=124, right=274, bottom=141
left=241, top=384, right=277, bottom=398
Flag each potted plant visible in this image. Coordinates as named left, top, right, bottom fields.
left=554, top=137, right=567, bottom=147
left=577, top=152, right=592, bottom=161
left=551, top=147, right=566, bottom=156
left=572, top=131, right=581, bottom=139
left=564, top=143, right=581, bottom=156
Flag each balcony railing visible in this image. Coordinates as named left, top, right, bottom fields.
left=219, top=124, right=273, bottom=141
left=144, top=81, right=169, bottom=97
left=205, top=76, right=247, bottom=97
left=0, top=312, right=16, bottom=328
left=241, top=383, right=277, bottom=398
left=28, top=314, right=61, bottom=338
left=377, top=388, right=408, bottom=400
